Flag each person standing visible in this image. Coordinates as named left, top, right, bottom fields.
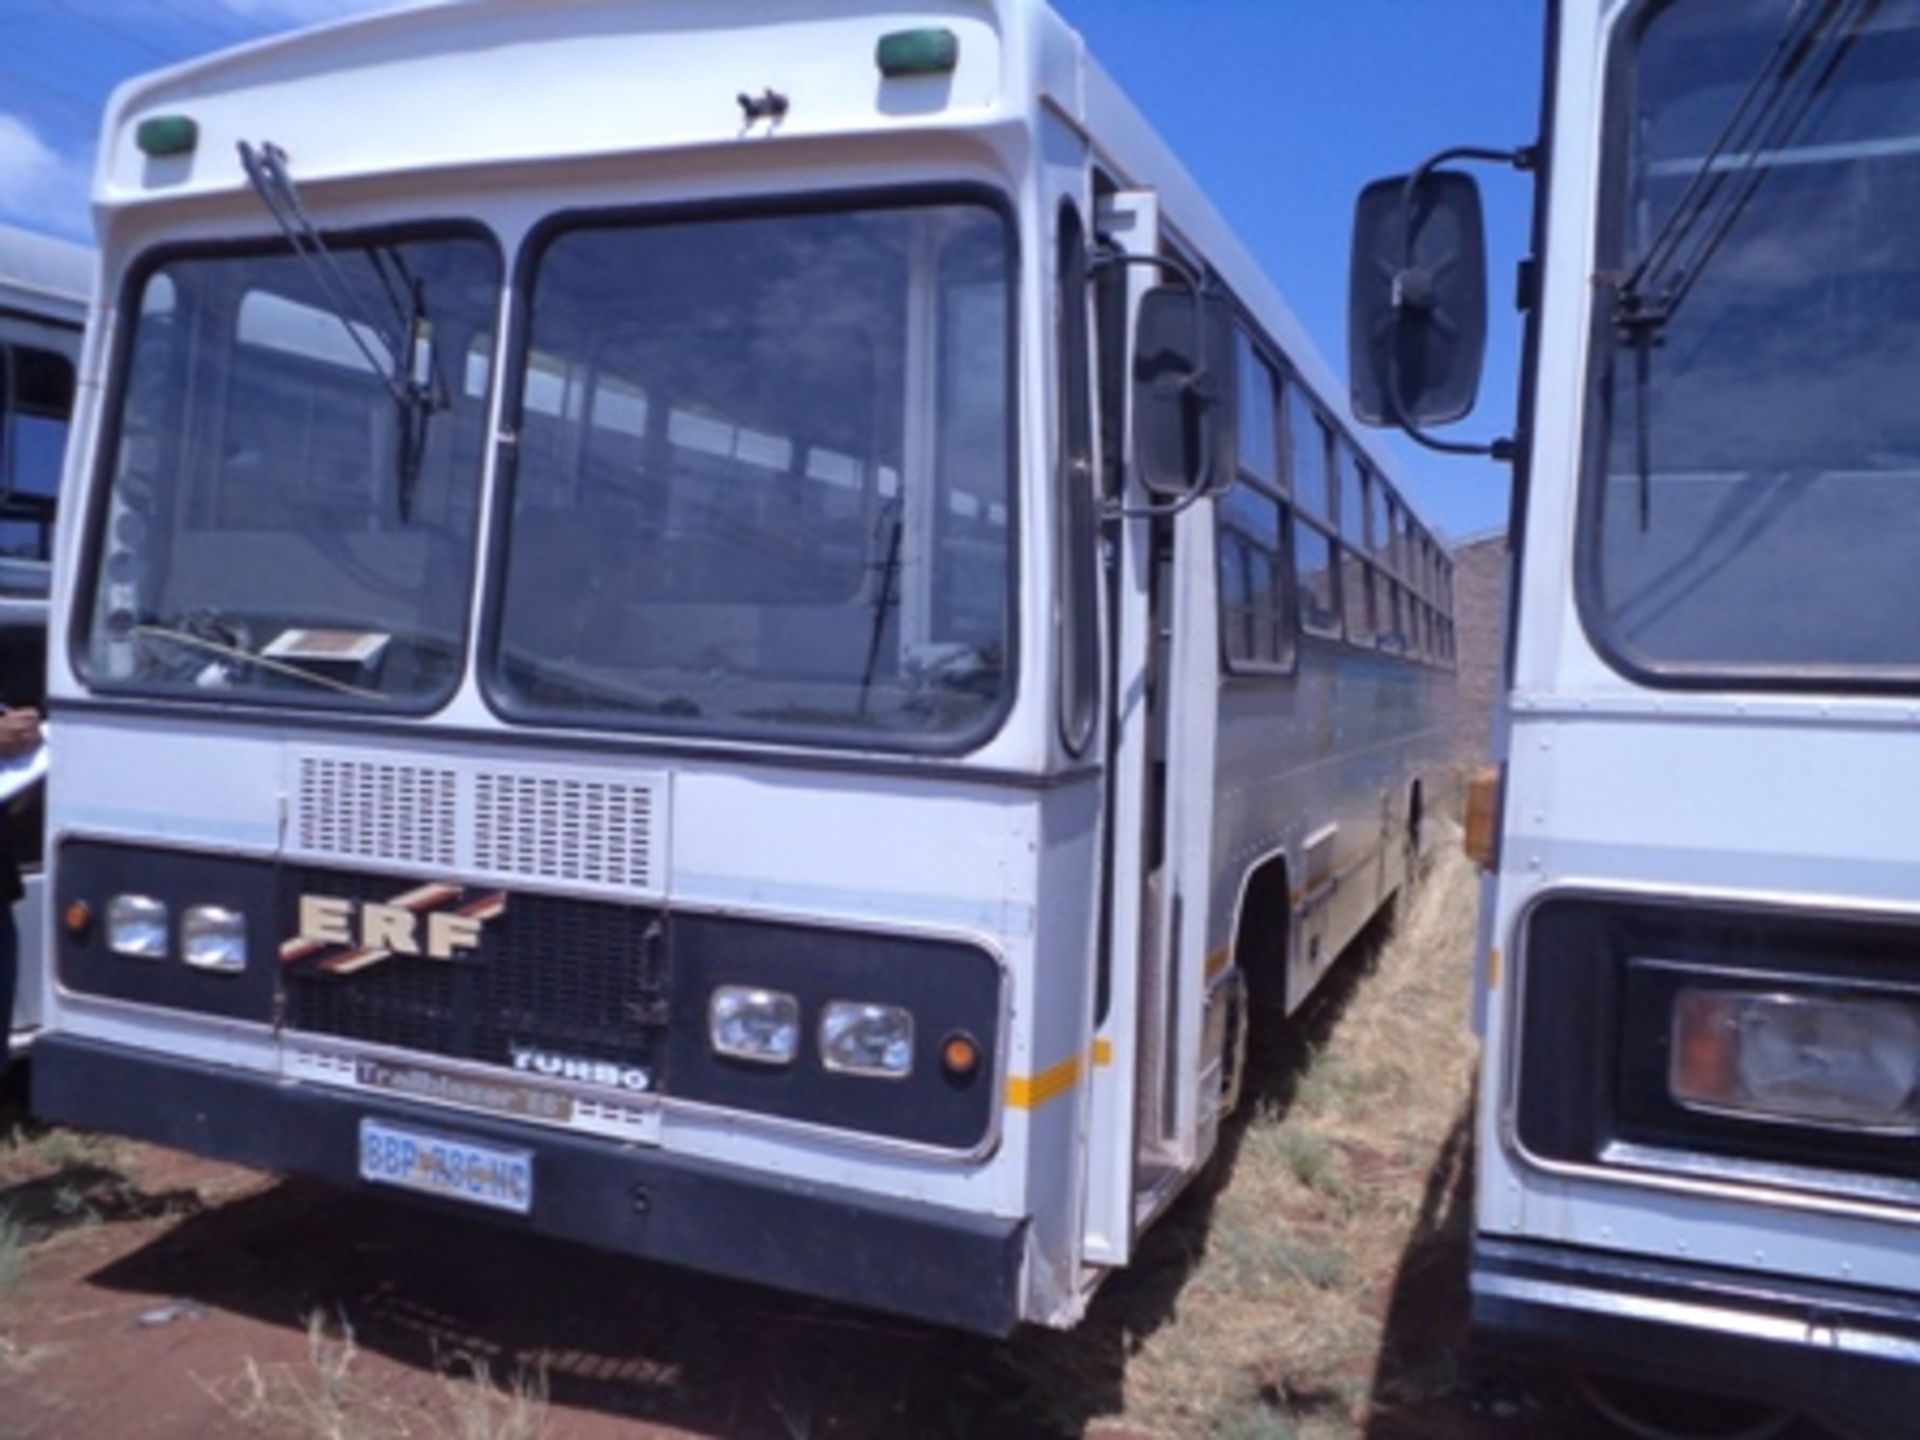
left=0, top=706, right=44, bottom=1050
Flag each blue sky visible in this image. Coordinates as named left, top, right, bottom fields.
left=0, top=0, right=1540, bottom=538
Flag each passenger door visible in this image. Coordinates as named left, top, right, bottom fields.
left=1080, top=189, right=1220, bottom=1265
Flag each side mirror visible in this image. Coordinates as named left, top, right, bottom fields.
left=1349, top=170, right=1488, bottom=429
left=1133, top=285, right=1236, bottom=498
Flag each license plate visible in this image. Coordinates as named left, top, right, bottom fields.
left=357, top=1119, right=532, bottom=1215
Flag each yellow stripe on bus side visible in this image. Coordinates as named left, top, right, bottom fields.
left=1092, top=1036, right=1113, bottom=1067
left=1006, top=1052, right=1083, bottom=1110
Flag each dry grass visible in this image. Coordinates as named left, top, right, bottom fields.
left=1020, top=833, right=1483, bottom=1439
left=208, top=1310, right=550, bottom=1440
left=0, top=1210, right=20, bottom=1306
left=0, top=1208, right=51, bottom=1379
left=435, top=1352, right=550, bottom=1440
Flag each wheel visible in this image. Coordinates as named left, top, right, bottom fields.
left=1576, top=1372, right=1796, bottom=1440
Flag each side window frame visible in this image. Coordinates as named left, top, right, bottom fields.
left=1217, top=321, right=1296, bottom=678
left=0, top=340, right=74, bottom=564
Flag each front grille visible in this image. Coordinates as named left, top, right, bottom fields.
left=281, top=866, right=669, bottom=1083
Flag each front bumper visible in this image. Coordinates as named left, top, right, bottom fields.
left=33, top=1035, right=1025, bottom=1335
left=1474, top=1236, right=1920, bottom=1429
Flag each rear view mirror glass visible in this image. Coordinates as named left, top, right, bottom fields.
left=1349, top=170, right=1488, bottom=428
left=1133, top=286, right=1237, bottom=497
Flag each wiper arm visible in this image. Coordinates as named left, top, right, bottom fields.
left=1611, top=0, right=1879, bottom=529
left=858, top=500, right=904, bottom=720
left=390, top=264, right=447, bottom=523
left=1615, top=0, right=1877, bottom=334
left=236, top=140, right=447, bottom=520
left=133, top=623, right=388, bottom=701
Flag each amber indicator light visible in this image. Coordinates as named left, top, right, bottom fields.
left=1463, top=764, right=1503, bottom=871
left=941, top=1032, right=981, bottom=1080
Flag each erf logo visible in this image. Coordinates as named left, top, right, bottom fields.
left=280, top=883, right=506, bottom=976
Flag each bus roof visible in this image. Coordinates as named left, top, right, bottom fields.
left=94, top=0, right=1415, bottom=525
left=0, top=223, right=91, bottom=324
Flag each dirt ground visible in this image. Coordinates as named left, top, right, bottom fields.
left=0, top=850, right=1839, bottom=1440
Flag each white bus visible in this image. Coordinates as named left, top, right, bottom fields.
left=35, top=0, right=1454, bottom=1332
left=1349, top=0, right=1918, bottom=1430
left=0, top=222, right=89, bottom=1053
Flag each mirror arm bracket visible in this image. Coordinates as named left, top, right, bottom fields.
left=1088, top=246, right=1202, bottom=288
left=1386, top=142, right=1535, bottom=466
left=1403, top=145, right=1536, bottom=206
left=1104, top=484, right=1211, bottom=524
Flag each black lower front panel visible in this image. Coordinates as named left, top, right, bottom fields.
left=1473, top=1236, right=1920, bottom=1429
left=31, top=1036, right=1025, bottom=1336
left=56, top=840, right=1000, bottom=1150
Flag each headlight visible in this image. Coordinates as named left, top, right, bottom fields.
left=107, top=894, right=168, bottom=960
left=820, top=1000, right=914, bottom=1079
left=181, top=905, right=247, bottom=973
left=708, top=986, right=800, bottom=1066
left=1672, top=988, right=1920, bottom=1132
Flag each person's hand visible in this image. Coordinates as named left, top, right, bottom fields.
left=0, top=708, right=43, bottom=759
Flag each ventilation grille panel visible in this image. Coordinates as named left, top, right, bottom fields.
left=296, top=756, right=459, bottom=868
left=473, top=771, right=656, bottom=891
left=287, top=749, right=668, bottom=899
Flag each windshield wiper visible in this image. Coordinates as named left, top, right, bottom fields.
left=133, top=621, right=388, bottom=700
left=236, top=140, right=448, bottom=521
left=1611, top=0, right=1879, bottom=528
left=858, top=500, right=904, bottom=719
left=497, top=645, right=704, bottom=717
left=1616, top=0, right=1876, bottom=335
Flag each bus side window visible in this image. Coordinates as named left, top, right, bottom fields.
left=1337, top=437, right=1367, bottom=546
left=1219, top=327, right=1293, bottom=674
left=1284, top=384, right=1335, bottom=525
left=1235, top=331, right=1279, bottom=488
left=1335, top=441, right=1375, bottom=647
left=1217, top=482, right=1294, bottom=672
left=0, top=343, right=74, bottom=562
left=1293, top=518, right=1341, bottom=639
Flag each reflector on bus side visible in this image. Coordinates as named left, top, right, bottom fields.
left=1462, top=764, right=1502, bottom=871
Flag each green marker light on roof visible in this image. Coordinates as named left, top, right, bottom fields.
left=136, top=115, right=199, bottom=158
left=877, top=28, right=959, bottom=78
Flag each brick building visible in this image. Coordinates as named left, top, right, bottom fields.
left=1451, top=529, right=1507, bottom=766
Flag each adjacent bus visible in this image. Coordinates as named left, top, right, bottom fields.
left=1350, top=0, right=1918, bottom=1428
left=0, top=223, right=88, bottom=1053
left=35, top=0, right=1454, bottom=1332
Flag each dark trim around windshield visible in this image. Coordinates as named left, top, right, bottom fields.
left=476, top=184, right=1024, bottom=758
left=69, top=219, right=504, bottom=719
left=1573, top=0, right=1920, bottom=695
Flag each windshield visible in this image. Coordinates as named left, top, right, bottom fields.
left=1589, top=0, right=1920, bottom=677
left=490, top=199, right=1014, bottom=744
left=80, top=231, right=499, bottom=707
